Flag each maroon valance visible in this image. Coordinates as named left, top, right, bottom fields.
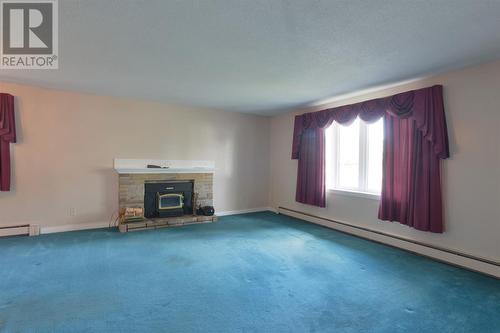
left=0, top=93, right=16, bottom=191
left=292, top=85, right=449, bottom=160
left=291, top=85, right=450, bottom=233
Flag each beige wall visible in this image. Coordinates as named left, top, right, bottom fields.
left=270, top=59, right=500, bottom=264
left=0, top=83, right=270, bottom=230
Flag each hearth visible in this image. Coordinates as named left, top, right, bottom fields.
left=144, top=181, right=194, bottom=218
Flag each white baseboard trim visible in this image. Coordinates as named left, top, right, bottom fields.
left=41, top=221, right=110, bottom=234
left=278, top=207, right=500, bottom=278
left=217, top=207, right=276, bottom=216
left=39, top=208, right=278, bottom=234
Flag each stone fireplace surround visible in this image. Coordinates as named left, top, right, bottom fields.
left=115, top=159, right=217, bottom=232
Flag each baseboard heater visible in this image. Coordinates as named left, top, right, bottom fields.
left=0, top=224, right=40, bottom=238
left=277, top=206, right=499, bottom=277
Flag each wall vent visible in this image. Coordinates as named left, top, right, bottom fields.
left=0, top=224, right=40, bottom=238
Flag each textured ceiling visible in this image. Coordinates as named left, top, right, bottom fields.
left=1, top=0, right=500, bottom=115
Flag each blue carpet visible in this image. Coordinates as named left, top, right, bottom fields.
left=0, top=212, right=499, bottom=333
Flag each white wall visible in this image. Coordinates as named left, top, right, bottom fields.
left=270, top=60, right=500, bottom=268
left=0, top=82, right=270, bottom=230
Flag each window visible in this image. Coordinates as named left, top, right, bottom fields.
left=325, top=117, right=384, bottom=195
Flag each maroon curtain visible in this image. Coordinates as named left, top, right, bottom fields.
left=295, top=127, right=327, bottom=206
left=378, top=86, right=448, bottom=232
left=0, top=93, right=16, bottom=192
left=293, top=109, right=336, bottom=207
left=291, top=85, right=449, bottom=232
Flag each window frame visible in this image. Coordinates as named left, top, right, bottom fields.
left=326, top=118, right=383, bottom=200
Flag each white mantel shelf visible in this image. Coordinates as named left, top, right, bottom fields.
left=114, top=159, right=215, bottom=174
left=115, top=167, right=215, bottom=174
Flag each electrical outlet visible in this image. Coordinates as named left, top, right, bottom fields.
left=69, top=207, right=76, bottom=217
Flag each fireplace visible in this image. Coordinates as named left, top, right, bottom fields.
left=116, top=159, right=216, bottom=232
left=144, top=181, right=194, bottom=218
